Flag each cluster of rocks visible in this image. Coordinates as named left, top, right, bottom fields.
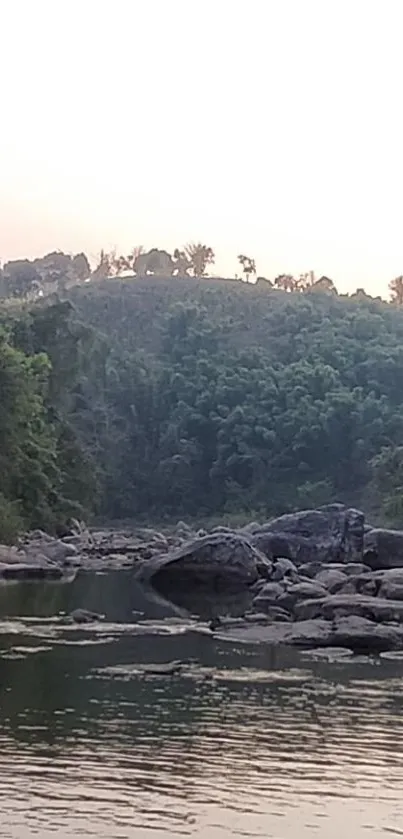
left=0, top=522, right=177, bottom=580
left=137, top=504, right=403, bottom=654
left=4, top=502, right=403, bottom=655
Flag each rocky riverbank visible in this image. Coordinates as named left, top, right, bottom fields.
left=4, top=503, right=403, bottom=654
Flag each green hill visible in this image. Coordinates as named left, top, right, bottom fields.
left=2, top=274, right=403, bottom=538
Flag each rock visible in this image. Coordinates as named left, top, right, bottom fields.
left=209, top=616, right=247, bottom=631
left=278, top=581, right=329, bottom=611
left=250, top=504, right=364, bottom=566
left=253, top=581, right=285, bottom=607
left=0, top=563, right=63, bottom=581
left=250, top=531, right=295, bottom=560
left=295, top=593, right=403, bottom=624
left=330, top=615, right=402, bottom=653
left=69, top=609, right=103, bottom=624
left=364, top=528, right=403, bottom=570
left=137, top=533, right=269, bottom=591
left=344, top=563, right=372, bottom=576
left=336, top=573, right=379, bottom=597
left=315, top=568, right=347, bottom=593
left=271, top=557, right=299, bottom=581
left=243, top=612, right=272, bottom=624
left=0, top=546, right=27, bottom=564
left=135, top=660, right=184, bottom=675
left=375, top=569, right=403, bottom=601
left=22, top=536, right=79, bottom=566
left=175, top=521, right=195, bottom=540
left=212, top=614, right=403, bottom=653
left=250, top=606, right=292, bottom=622
left=211, top=525, right=234, bottom=535
left=238, top=521, right=262, bottom=536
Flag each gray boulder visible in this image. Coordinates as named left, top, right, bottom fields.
left=278, top=581, right=329, bottom=612
left=344, top=562, right=373, bottom=576
left=250, top=504, right=364, bottom=566
left=330, top=615, right=403, bottom=653
left=374, top=569, right=403, bottom=601
left=364, top=528, right=403, bottom=570
left=21, top=536, right=79, bottom=566
left=271, top=557, right=299, bottom=581
left=137, top=533, right=269, bottom=591
left=253, top=581, right=285, bottom=608
left=315, top=568, right=347, bottom=593
left=337, top=573, right=378, bottom=597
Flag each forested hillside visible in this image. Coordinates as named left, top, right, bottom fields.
left=2, top=273, right=403, bottom=540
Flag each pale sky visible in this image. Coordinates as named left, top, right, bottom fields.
left=1, top=0, right=402, bottom=296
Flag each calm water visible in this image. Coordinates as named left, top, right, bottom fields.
left=0, top=571, right=403, bottom=838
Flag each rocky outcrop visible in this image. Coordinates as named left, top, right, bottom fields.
left=249, top=504, right=364, bottom=565
left=136, top=532, right=271, bottom=591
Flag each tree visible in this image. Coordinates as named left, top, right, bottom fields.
left=237, top=255, right=256, bottom=283
left=91, top=249, right=114, bottom=280
left=185, top=243, right=215, bottom=277
left=173, top=249, right=191, bottom=276
left=274, top=274, right=296, bottom=292
left=3, top=260, right=42, bottom=298
left=133, top=248, right=174, bottom=276
left=389, top=276, right=403, bottom=305
left=71, top=253, right=91, bottom=281
left=307, top=275, right=338, bottom=295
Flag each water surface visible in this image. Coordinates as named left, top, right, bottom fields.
left=0, top=571, right=402, bottom=838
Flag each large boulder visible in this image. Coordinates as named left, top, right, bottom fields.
left=364, top=528, right=403, bottom=570
left=249, top=504, right=364, bottom=566
left=136, top=533, right=270, bottom=592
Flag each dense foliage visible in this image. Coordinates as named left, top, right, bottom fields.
left=2, top=272, right=403, bottom=540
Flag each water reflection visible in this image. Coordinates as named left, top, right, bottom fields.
left=0, top=571, right=402, bottom=837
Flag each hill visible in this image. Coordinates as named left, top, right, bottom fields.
left=2, top=274, right=403, bottom=539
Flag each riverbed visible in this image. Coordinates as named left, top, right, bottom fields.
left=0, top=570, right=402, bottom=838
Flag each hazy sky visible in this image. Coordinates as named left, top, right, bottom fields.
left=1, top=0, right=402, bottom=296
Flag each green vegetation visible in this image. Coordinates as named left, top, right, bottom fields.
left=2, top=248, right=403, bottom=542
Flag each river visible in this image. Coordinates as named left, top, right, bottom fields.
left=0, top=570, right=403, bottom=838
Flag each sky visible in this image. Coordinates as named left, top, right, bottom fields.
left=1, top=0, right=402, bottom=296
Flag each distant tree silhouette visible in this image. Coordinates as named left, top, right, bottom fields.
left=389, top=276, right=403, bottom=305
left=238, top=255, right=256, bottom=283
left=185, top=243, right=215, bottom=277
left=274, top=273, right=296, bottom=292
